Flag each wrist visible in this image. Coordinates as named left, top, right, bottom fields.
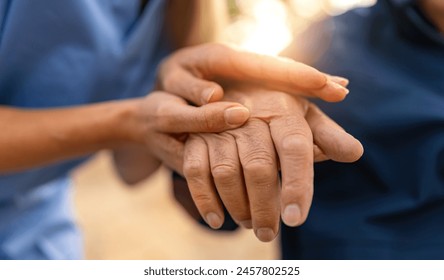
left=107, top=98, right=146, bottom=145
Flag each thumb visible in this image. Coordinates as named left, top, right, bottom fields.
left=158, top=67, right=224, bottom=106
left=153, top=94, right=250, bottom=133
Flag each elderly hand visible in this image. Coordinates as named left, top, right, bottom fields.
left=116, top=43, right=350, bottom=184
left=181, top=85, right=363, bottom=242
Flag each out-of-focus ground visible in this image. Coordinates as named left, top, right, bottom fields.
left=72, top=152, right=278, bottom=259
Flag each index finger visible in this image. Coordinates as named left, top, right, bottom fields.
left=186, top=44, right=349, bottom=101
left=193, top=45, right=325, bottom=88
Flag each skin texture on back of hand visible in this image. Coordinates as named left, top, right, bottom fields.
left=114, top=42, right=353, bottom=184
left=182, top=85, right=363, bottom=242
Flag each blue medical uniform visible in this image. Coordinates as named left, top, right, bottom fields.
left=0, top=0, right=169, bottom=259
left=281, top=0, right=444, bottom=259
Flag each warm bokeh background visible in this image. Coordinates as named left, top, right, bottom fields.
left=73, top=0, right=376, bottom=260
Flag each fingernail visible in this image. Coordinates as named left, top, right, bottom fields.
left=224, top=107, right=250, bottom=126
left=330, top=76, right=349, bottom=87
left=206, top=212, right=222, bottom=229
left=239, top=220, right=253, bottom=229
left=328, top=80, right=349, bottom=95
left=283, top=204, right=301, bottom=227
left=202, top=87, right=215, bottom=104
left=255, top=228, right=276, bottom=242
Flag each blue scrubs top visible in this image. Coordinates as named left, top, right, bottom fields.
left=0, top=0, right=169, bottom=259
left=281, top=0, right=444, bottom=259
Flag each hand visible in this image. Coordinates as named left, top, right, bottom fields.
left=127, top=91, right=251, bottom=176
left=181, top=86, right=363, bottom=242
left=115, top=43, right=350, bottom=184
left=157, top=43, right=350, bottom=106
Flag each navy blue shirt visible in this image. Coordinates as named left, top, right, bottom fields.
left=281, top=0, right=444, bottom=259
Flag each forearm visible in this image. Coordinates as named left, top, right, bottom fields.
left=0, top=99, right=142, bottom=173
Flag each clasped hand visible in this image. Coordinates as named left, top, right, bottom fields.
left=127, top=43, right=363, bottom=242
left=182, top=85, right=363, bottom=242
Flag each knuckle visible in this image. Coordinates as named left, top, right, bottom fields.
left=190, top=80, right=205, bottom=96
left=283, top=116, right=307, bottom=128
left=252, top=208, right=278, bottom=226
left=183, top=159, right=206, bottom=178
left=295, top=178, right=315, bottom=194
left=154, top=101, right=186, bottom=129
left=242, top=155, right=276, bottom=179
left=234, top=119, right=270, bottom=141
left=211, top=162, right=238, bottom=181
left=242, top=118, right=266, bottom=130
left=284, top=177, right=313, bottom=193
left=191, top=191, right=213, bottom=207
left=280, top=134, right=312, bottom=154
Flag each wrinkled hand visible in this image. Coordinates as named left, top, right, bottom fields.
left=116, top=43, right=349, bottom=185
left=181, top=86, right=363, bottom=242
left=157, top=43, right=350, bottom=106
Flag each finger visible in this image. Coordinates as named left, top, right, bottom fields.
left=150, top=92, right=250, bottom=133
left=306, top=103, right=364, bottom=163
left=188, top=44, right=349, bottom=101
left=204, top=133, right=252, bottom=229
left=159, top=67, right=224, bottom=105
left=183, top=135, right=225, bottom=229
left=230, top=120, right=280, bottom=242
left=269, top=115, right=314, bottom=227
left=257, top=77, right=349, bottom=103
left=198, top=44, right=326, bottom=88
left=148, top=132, right=185, bottom=175
left=310, top=77, right=349, bottom=102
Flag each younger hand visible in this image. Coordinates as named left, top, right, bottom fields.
left=157, top=43, right=350, bottom=106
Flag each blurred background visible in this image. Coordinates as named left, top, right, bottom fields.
left=222, top=0, right=376, bottom=55
left=73, top=0, right=376, bottom=260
